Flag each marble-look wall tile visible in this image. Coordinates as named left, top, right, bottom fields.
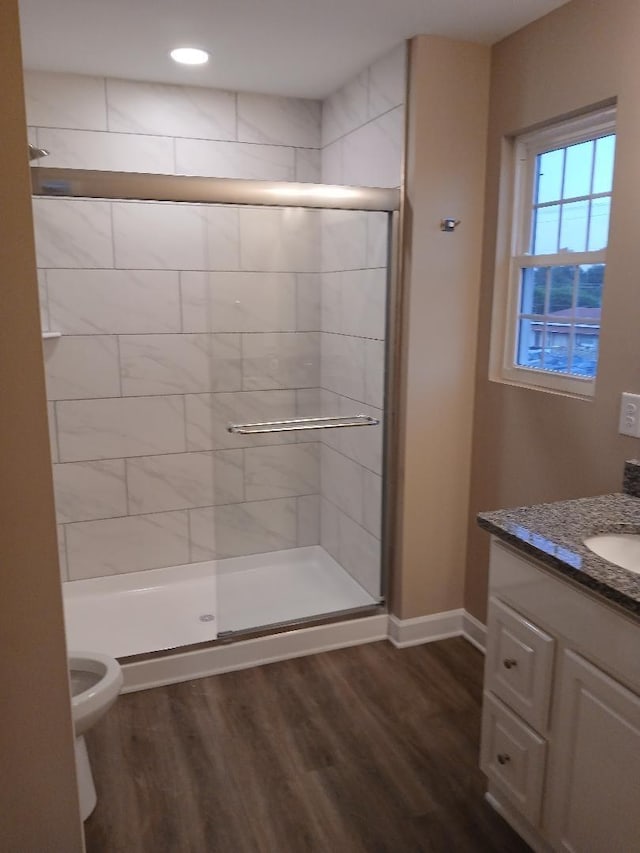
left=295, top=148, right=322, bottom=183
left=57, top=525, right=68, bottom=581
left=364, top=339, right=385, bottom=408
left=37, top=127, right=175, bottom=174
left=239, top=208, right=321, bottom=273
left=38, top=270, right=49, bottom=330
left=244, top=443, right=319, bottom=501
left=44, top=335, right=120, bottom=400
left=119, top=333, right=241, bottom=396
left=321, top=269, right=386, bottom=339
left=321, top=72, right=368, bottom=147
left=320, top=444, right=363, bottom=524
left=242, top=332, right=320, bottom=390
left=187, top=506, right=217, bottom=561
left=296, top=274, right=321, bottom=332
left=320, top=497, right=379, bottom=597
left=321, top=333, right=365, bottom=402
left=47, top=269, right=181, bottom=335
left=320, top=497, right=340, bottom=562
left=237, top=93, right=321, bottom=148
left=32, top=199, right=113, bottom=269
left=337, top=509, right=380, bottom=598
left=181, top=271, right=297, bottom=333
left=342, top=106, right=404, bottom=189
left=24, top=71, right=107, bottom=130
left=106, top=79, right=236, bottom=140
left=47, top=402, right=59, bottom=463
left=176, top=138, right=295, bottom=181
left=192, top=498, right=297, bottom=560
left=321, top=210, right=367, bottom=272
left=321, top=140, right=343, bottom=185
left=112, top=202, right=240, bottom=271
left=366, top=212, right=389, bottom=269
left=185, top=390, right=298, bottom=451
left=126, top=450, right=243, bottom=514
left=57, top=395, right=185, bottom=461
left=66, top=511, right=189, bottom=579
left=53, top=460, right=127, bottom=523
left=297, top=494, right=320, bottom=546
left=334, top=397, right=383, bottom=475
left=362, top=469, right=382, bottom=539
left=367, top=43, right=407, bottom=120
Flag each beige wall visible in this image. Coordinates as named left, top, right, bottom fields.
left=393, top=36, right=490, bottom=618
left=0, top=2, right=84, bottom=849
left=466, top=0, right=640, bottom=621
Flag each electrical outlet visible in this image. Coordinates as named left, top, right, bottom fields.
left=619, top=393, right=640, bottom=437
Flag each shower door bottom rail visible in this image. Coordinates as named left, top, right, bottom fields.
left=227, top=414, right=379, bottom=435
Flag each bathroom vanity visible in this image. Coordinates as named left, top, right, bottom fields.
left=477, top=482, right=640, bottom=853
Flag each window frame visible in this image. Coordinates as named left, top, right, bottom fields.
left=490, top=106, right=616, bottom=397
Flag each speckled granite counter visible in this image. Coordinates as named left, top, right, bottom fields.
left=478, top=492, right=640, bottom=619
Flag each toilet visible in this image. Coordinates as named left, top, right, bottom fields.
left=69, top=651, right=123, bottom=820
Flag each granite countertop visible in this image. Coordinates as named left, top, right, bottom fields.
left=478, top=487, right=640, bottom=619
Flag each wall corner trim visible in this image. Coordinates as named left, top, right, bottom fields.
left=388, top=609, right=465, bottom=648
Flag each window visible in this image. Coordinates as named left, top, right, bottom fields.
left=491, top=107, right=616, bottom=396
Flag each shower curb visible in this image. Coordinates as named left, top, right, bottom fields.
left=121, top=609, right=485, bottom=692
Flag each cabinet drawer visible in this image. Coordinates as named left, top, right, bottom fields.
left=485, top=597, right=554, bottom=732
left=480, top=691, right=547, bottom=826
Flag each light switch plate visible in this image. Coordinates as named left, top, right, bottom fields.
left=619, top=392, right=640, bottom=437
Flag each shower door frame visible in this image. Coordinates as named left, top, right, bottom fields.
left=32, top=167, right=402, bottom=646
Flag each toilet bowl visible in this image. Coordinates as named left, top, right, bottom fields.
left=69, top=651, right=123, bottom=820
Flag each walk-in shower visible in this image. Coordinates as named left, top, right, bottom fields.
left=33, top=166, right=399, bottom=662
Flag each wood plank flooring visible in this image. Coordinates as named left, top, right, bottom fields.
left=84, top=637, right=530, bottom=853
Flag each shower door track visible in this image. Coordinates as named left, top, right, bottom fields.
left=33, top=165, right=403, bottom=629
left=31, top=167, right=400, bottom=212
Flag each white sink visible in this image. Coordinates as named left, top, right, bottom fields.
left=583, top=533, right=640, bottom=574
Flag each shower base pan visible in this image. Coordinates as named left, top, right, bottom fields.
left=63, top=546, right=377, bottom=659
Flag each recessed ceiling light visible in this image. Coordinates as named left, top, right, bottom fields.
left=170, top=47, right=209, bottom=66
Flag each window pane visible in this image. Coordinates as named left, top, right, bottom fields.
left=571, top=327, right=600, bottom=377
left=516, top=318, right=544, bottom=368
left=559, top=200, right=588, bottom=252
left=536, top=148, right=564, bottom=204
left=577, top=264, right=604, bottom=311
left=588, top=196, right=611, bottom=251
left=545, top=323, right=571, bottom=372
left=533, top=204, right=560, bottom=254
left=562, top=140, right=594, bottom=199
left=549, top=265, right=576, bottom=314
left=520, top=267, right=546, bottom=314
left=593, top=135, right=616, bottom=194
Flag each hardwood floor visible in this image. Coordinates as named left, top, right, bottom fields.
left=84, top=637, right=530, bottom=852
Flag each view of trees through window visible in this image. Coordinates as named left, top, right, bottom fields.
left=514, top=131, right=614, bottom=380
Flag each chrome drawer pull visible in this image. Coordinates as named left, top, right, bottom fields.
left=503, top=658, right=518, bottom=669
left=497, top=753, right=511, bottom=766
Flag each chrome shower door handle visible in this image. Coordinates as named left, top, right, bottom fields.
left=227, top=414, right=380, bottom=435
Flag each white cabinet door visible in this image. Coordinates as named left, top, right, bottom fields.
left=546, top=650, right=640, bottom=853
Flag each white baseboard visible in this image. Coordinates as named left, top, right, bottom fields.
left=388, top=609, right=465, bottom=648
left=462, top=611, right=487, bottom=653
left=122, top=609, right=487, bottom=692
left=122, top=613, right=388, bottom=693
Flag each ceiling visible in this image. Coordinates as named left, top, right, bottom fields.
left=18, top=0, right=570, bottom=99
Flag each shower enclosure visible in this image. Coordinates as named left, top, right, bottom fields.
left=33, top=168, right=399, bottom=659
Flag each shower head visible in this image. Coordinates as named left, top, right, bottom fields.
left=28, top=144, right=50, bottom=162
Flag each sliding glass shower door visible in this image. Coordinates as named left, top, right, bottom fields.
left=33, top=169, right=394, bottom=655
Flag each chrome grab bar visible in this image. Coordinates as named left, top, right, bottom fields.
left=227, top=414, right=379, bottom=435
